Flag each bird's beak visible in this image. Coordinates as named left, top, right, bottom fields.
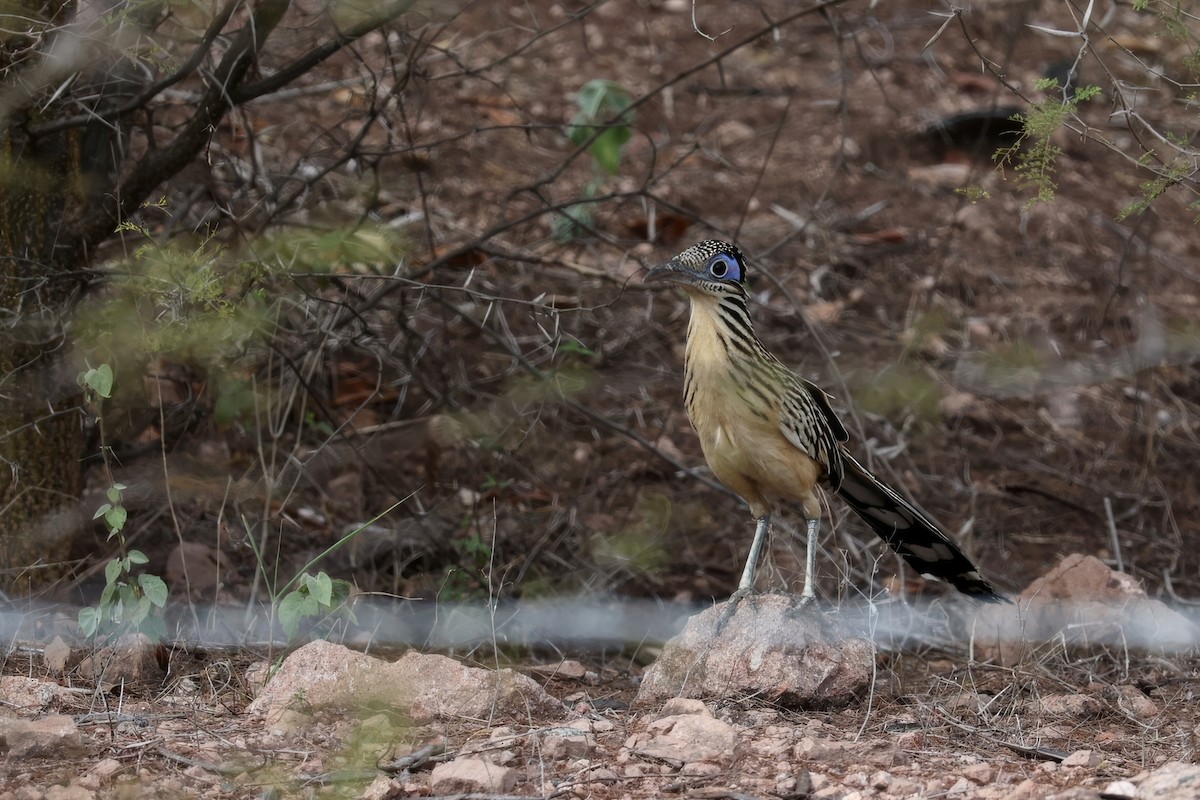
left=643, top=259, right=699, bottom=286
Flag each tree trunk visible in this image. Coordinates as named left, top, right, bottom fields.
left=0, top=1, right=129, bottom=591
left=0, top=0, right=401, bottom=593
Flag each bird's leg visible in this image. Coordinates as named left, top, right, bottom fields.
left=735, top=514, right=771, bottom=597
left=715, top=514, right=770, bottom=634
left=799, top=517, right=820, bottom=604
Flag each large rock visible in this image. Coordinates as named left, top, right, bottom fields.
left=635, top=594, right=873, bottom=709
left=248, top=640, right=563, bottom=723
left=429, top=757, right=518, bottom=794
left=1135, top=762, right=1200, bottom=799
left=0, top=713, right=85, bottom=759
left=971, top=554, right=1199, bottom=665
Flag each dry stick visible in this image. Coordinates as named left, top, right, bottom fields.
left=934, top=706, right=1070, bottom=762
left=1104, top=497, right=1123, bottom=574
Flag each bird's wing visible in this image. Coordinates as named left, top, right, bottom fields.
left=778, top=374, right=849, bottom=490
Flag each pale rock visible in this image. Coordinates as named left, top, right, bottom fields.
left=248, top=640, right=562, bottom=722
left=1111, top=685, right=1159, bottom=721
left=963, top=762, right=996, bottom=784
left=635, top=714, right=739, bottom=767
left=971, top=554, right=1200, bottom=665
left=45, top=788, right=93, bottom=800
left=73, top=776, right=99, bottom=792
left=680, top=761, right=722, bottom=777
left=361, top=774, right=398, bottom=800
left=429, top=758, right=518, bottom=794
left=584, top=767, right=618, bottom=782
left=0, top=677, right=62, bottom=712
left=42, top=637, right=71, bottom=675
left=539, top=729, right=594, bottom=760
left=1039, top=694, right=1104, bottom=718
left=1003, top=778, right=1050, bottom=799
left=1101, top=779, right=1136, bottom=798
left=77, top=634, right=163, bottom=688
left=532, top=659, right=587, bottom=679
left=637, top=595, right=872, bottom=709
left=1062, top=749, right=1102, bottom=767
left=658, top=697, right=709, bottom=717
left=0, top=714, right=85, bottom=758
left=1135, top=761, right=1200, bottom=799
left=946, top=776, right=973, bottom=794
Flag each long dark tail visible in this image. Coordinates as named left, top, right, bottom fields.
left=834, top=451, right=1006, bottom=602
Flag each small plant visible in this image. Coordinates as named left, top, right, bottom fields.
left=557, top=79, right=635, bottom=241
left=276, top=571, right=355, bottom=640
left=77, top=364, right=170, bottom=640
left=249, top=499, right=408, bottom=644
left=78, top=483, right=170, bottom=640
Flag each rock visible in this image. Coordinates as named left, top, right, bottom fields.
left=1110, top=685, right=1159, bottom=721
left=247, top=640, right=562, bottom=723
left=429, top=757, right=518, bottom=794
left=1003, top=779, right=1051, bottom=799
left=962, top=763, right=995, bottom=784
left=43, top=637, right=71, bottom=675
left=361, top=774, right=399, bottom=800
left=1038, top=694, right=1103, bottom=718
left=77, top=633, right=164, bottom=688
left=531, top=659, right=587, bottom=679
left=1135, top=762, right=1200, bottom=799
left=0, top=677, right=63, bottom=712
left=971, top=554, right=1200, bottom=665
left=1102, top=780, right=1136, bottom=798
left=634, top=713, right=739, bottom=767
left=659, top=698, right=709, bottom=717
left=538, top=728, right=594, bottom=760
left=89, top=759, right=122, bottom=780
left=0, top=714, right=85, bottom=758
left=635, top=595, right=873, bottom=709
left=44, top=788, right=93, bottom=800
left=1061, top=749, right=1102, bottom=767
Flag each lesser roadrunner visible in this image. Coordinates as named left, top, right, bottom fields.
left=646, top=239, right=1002, bottom=603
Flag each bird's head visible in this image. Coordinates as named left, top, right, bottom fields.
left=643, top=239, right=749, bottom=299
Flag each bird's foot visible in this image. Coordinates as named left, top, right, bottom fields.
left=714, top=587, right=756, bottom=634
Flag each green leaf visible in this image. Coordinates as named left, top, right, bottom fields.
left=310, top=572, right=334, bottom=606
left=107, top=484, right=126, bottom=504
left=139, top=574, right=168, bottom=607
left=104, top=505, right=128, bottom=533
left=127, top=549, right=149, bottom=565
left=278, top=592, right=317, bottom=639
left=590, top=127, right=631, bottom=175
left=104, top=558, right=123, bottom=586
left=78, top=607, right=100, bottom=638
left=567, top=79, right=634, bottom=177
left=141, top=614, right=166, bottom=640
left=80, top=364, right=115, bottom=399
left=93, top=503, right=112, bottom=521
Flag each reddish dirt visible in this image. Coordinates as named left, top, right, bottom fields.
left=4, top=0, right=1200, bottom=796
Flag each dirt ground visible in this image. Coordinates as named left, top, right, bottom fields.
left=4, top=0, right=1200, bottom=796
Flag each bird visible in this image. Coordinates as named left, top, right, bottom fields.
left=644, top=239, right=1003, bottom=605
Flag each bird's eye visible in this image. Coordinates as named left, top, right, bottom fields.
left=707, top=253, right=740, bottom=281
